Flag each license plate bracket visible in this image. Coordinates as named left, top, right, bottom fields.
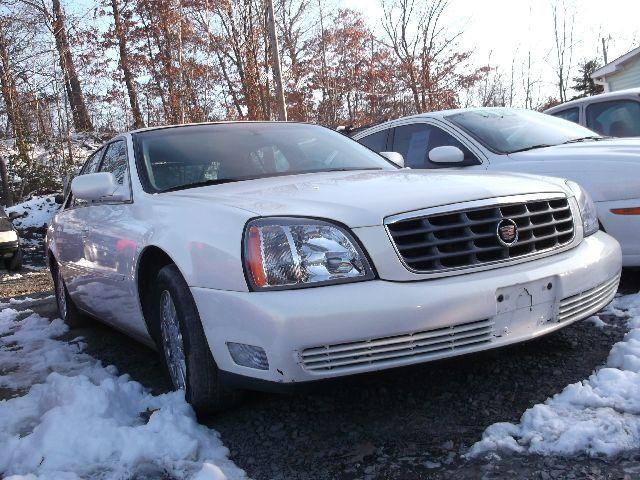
left=493, top=276, right=559, bottom=338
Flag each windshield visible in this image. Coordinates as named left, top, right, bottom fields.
left=446, top=108, right=599, bottom=154
left=134, top=123, right=396, bottom=192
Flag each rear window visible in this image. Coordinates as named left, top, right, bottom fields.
left=586, top=100, right=640, bottom=137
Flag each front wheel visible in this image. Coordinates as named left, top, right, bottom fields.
left=5, top=247, right=22, bottom=271
left=152, top=264, right=240, bottom=415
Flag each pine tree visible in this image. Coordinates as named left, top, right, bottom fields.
left=572, top=59, right=604, bottom=99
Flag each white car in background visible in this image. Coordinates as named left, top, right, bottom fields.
left=545, top=88, right=640, bottom=137
left=352, top=108, right=640, bottom=267
left=46, top=122, right=621, bottom=414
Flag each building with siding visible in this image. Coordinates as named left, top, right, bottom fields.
left=592, top=46, right=640, bottom=92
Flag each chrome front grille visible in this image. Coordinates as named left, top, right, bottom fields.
left=300, top=319, right=494, bottom=372
left=386, top=197, right=574, bottom=273
left=558, top=275, right=620, bottom=323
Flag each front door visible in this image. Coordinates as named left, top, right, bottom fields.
left=79, top=140, right=148, bottom=337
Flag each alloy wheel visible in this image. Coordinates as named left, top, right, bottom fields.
left=160, top=290, right=187, bottom=391
left=55, top=268, right=67, bottom=320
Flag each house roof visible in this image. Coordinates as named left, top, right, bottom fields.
left=592, top=45, right=640, bottom=79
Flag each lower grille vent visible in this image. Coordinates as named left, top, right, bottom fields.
left=558, top=275, right=620, bottom=323
left=300, top=318, right=494, bottom=372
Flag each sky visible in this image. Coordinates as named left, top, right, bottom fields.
left=343, top=0, right=640, bottom=106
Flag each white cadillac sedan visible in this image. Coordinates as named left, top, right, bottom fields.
left=351, top=108, right=640, bottom=267
left=47, top=122, right=621, bottom=414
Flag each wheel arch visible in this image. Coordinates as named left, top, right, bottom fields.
left=136, top=245, right=183, bottom=342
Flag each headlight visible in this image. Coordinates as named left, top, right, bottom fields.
left=243, top=217, right=374, bottom=290
left=566, top=181, right=599, bottom=236
left=0, top=230, right=17, bottom=243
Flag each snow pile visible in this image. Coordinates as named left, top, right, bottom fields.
left=0, top=307, right=246, bottom=480
left=470, top=292, right=640, bottom=458
left=6, top=195, right=58, bottom=230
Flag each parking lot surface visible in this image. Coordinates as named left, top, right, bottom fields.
left=1, top=265, right=638, bottom=479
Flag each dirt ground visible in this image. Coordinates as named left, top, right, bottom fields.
left=1, top=260, right=639, bottom=479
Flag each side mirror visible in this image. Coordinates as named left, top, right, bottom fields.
left=379, top=151, right=405, bottom=168
left=428, top=146, right=465, bottom=164
left=54, top=194, right=65, bottom=204
left=71, top=172, right=117, bottom=202
left=8, top=211, right=21, bottom=221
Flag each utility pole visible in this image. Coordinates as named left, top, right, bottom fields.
left=602, top=37, right=608, bottom=64
left=266, top=0, right=287, bottom=121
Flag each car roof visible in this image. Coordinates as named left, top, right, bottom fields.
left=351, top=107, right=537, bottom=135
left=545, top=88, right=640, bottom=113
left=127, top=120, right=313, bottom=135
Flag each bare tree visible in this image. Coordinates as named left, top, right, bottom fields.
left=110, top=0, right=144, bottom=128
left=47, top=0, right=94, bottom=131
left=0, top=20, right=30, bottom=205
left=381, top=0, right=483, bottom=113
left=551, top=1, right=575, bottom=103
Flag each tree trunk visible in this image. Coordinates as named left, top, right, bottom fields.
left=111, top=0, right=144, bottom=129
left=51, top=0, right=93, bottom=132
left=0, top=158, right=11, bottom=207
left=0, top=29, right=28, bottom=206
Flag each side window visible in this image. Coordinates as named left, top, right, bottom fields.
left=99, top=141, right=129, bottom=184
left=82, top=149, right=104, bottom=174
left=358, top=129, right=389, bottom=152
left=586, top=100, right=640, bottom=137
left=391, top=123, right=479, bottom=169
left=551, top=107, right=579, bottom=124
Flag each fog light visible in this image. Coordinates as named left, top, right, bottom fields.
left=227, top=342, right=269, bottom=370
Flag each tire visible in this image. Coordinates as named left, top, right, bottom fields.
left=5, top=247, right=22, bottom=271
left=152, top=264, right=241, bottom=416
left=51, top=260, right=87, bottom=327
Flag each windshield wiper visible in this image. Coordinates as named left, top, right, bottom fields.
left=162, top=178, right=241, bottom=193
left=318, top=167, right=384, bottom=172
left=561, top=135, right=607, bottom=144
left=508, top=144, right=553, bottom=153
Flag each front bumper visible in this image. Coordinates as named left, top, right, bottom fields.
left=0, top=240, right=19, bottom=258
left=597, top=198, right=640, bottom=267
left=192, top=231, right=621, bottom=385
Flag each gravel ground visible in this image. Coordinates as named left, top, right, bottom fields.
left=1, top=260, right=639, bottom=479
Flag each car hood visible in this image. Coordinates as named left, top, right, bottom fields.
left=505, top=138, right=640, bottom=201
left=166, top=170, right=568, bottom=227
left=508, top=138, right=640, bottom=161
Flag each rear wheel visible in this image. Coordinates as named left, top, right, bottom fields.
left=152, top=264, right=240, bottom=415
left=5, top=247, right=22, bottom=271
left=51, top=261, right=86, bottom=327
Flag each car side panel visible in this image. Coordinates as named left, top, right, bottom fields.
left=80, top=202, right=150, bottom=338
left=597, top=198, right=640, bottom=266
left=51, top=207, right=96, bottom=311
left=137, top=195, right=254, bottom=292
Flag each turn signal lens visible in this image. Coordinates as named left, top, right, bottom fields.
left=246, top=226, right=267, bottom=288
left=610, top=207, right=640, bottom=215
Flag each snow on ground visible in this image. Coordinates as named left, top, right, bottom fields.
left=6, top=195, right=58, bottom=230
left=470, top=292, right=640, bottom=458
left=0, top=306, right=247, bottom=480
